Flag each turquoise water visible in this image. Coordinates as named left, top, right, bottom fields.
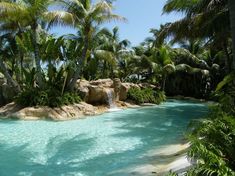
left=0, top=100, right=208, bottom=176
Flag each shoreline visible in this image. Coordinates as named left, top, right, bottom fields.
left=0, top=101, right=142, bottom=121
left=0, top=97, right=210, bottom=121
left=110, top=142, right=192, bottom=176
left=0, top=99, right=204, bottom=175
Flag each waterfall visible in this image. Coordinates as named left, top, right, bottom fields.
left=106, top=89, right=121, bottom=111
left=106, top=89, right=116, bottom=108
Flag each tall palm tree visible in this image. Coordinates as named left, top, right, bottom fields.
left=0, top=0, right=74, bottom=87
left=61, top=0, right=125, bottom=91
left=162, top=0, right=232, bottom=72
left=94, top=27, right=131, bottom=78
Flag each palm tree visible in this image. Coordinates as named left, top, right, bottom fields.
left=0, top=0, right=74, bottom=87
left=61, top=0, right=125, bottom=91
left=161, top=0, right=233, bottom=73
left=94, top=27, right=131, bottom=78
left=162, top=0, right=229, bottom=42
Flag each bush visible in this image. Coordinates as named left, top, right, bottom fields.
left=186, top=107, right=235, bottom=176
left=15, top=88, right=81, bottom=108
left=127, top=87, right=166, bottom=105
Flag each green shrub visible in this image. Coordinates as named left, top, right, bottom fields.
left=15, top=88, right=81, bottom=108
left=186, top=107, right=235, bottom=176
left=127, top=87, right=166, bottom=105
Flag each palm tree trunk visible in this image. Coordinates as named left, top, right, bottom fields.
left=20, top=53, right=24, bottom=82
left=0, top=58, right=21, bottom=93
left=67, top=37, right=89, bottom=91
left=223, top=42, right=231, bottom=73
left=228, top=0, right=235, bottom=71
left=162, top=74, right=167, bottom=92
left=17, top=27, right=25, bottom=82
left=32, top=24, right=44, bottom=88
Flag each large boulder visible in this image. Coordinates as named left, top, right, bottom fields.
left=90, top=79, right=113, bottom=87
left=0, top=102, right=22, bottom=118
left=76, top=79, right=116, bottom=105
left=87, top=86, right=112, bottom=105
left=0, top=102, right=98, bottom=120
left=75, top=78, right=158, bottom=104
left=76, top=79, right=90, bottom=101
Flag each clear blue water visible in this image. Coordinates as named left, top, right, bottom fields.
left=0, top=100, right=208, bottom=176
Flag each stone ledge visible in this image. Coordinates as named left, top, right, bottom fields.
left=0, top=101, right=140, bottom=121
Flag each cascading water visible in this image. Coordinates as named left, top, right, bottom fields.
left=106, top=89, right=121, bottom=111
left=106, top=89, right=116, bottom=108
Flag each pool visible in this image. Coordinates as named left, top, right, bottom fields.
left=0, top=100, right=208, bottom=176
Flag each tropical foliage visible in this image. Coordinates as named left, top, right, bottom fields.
left=127, top=87, right=166, bottom=105
left=0, top=0, right=235, bottom=175
left=159, top=0, right=235, bottom=175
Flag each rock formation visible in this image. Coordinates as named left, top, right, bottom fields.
left=0, top=78, right=157, bottom=120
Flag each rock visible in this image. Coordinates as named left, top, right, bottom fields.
left=0, top=102, right=23, bottom=118
left=87, top=86, right=113, bottom=105
left=76, top=79, right=114, bottom=103
left=13, top=106, right=52, bottom=120
left=90, top=79, right=113, bottom=87
left=0, top=99, right=141, bottom=121
left=76, top=79, right=158, bottom=104
left=76, top=79, right=90, bottom=101
left=77, top=79, right=90, bottom=88
left=0, top=102, right=99, bottom=121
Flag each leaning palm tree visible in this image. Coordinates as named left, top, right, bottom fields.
left=60, top=0, right=126, bottom=91
left=161, top=0, right=232, bottom=72
left=0, top=0, right=74, bottom=87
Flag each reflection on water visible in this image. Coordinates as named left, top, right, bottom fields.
left=0, top=100, right=208, bottom=176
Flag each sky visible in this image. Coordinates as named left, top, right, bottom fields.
left=50, top=0, right=182, bottom=46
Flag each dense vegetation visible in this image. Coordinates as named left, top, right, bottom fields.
left=15, top=88, right=81, bottom=107
left=161, top=0, right=235, bottom=175
left=0, top=0, right=233, bottom=106
left=127, top=87, right=166, bottom=105
left=0, top=0, right=235, bottom=175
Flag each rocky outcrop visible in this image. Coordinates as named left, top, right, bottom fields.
left=0, top=102, right=23, bottom=117
left=90, top=79, right=113, bottom=87
left=76, top=79, right=157, bottom=103
left=0, top=79, right=157, bottom=120
left=87, top=86, right=112, bottom=105
left=0, top=101, right=139, bottom=120
left=76, top=79, right=90, bottom=101
left=0, top=102, right=101, bottom=121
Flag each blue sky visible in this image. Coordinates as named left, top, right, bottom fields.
left=50, top=0, right=182, bottom=46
